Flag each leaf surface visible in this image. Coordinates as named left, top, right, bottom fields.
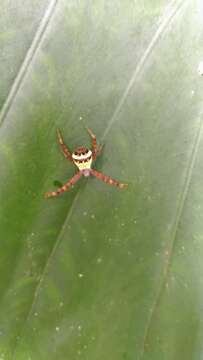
left=0, top=1, right=203, bottom=359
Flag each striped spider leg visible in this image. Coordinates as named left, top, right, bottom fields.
left=56, top=128, right=73, bottom=162
left=86, top=127, right=103, bottom=160
left=90, top=168, right=128, bottom=189
left=45, top=171, right=83, bottom=198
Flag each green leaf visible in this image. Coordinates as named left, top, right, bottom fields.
left=0, top=0, right=203, bottom=359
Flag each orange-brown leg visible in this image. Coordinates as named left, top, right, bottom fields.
left=45, top=171, right=83, bottom=198
left=90, top=169, right=128, bottom=189
left=57, top=128, right=73, bottom=162
left=86, top=128, right=103, bottom=160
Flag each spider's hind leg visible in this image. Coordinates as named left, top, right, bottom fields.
left=57, top=128, right=73, bottom=162
left=86, top=127, right=103, bottom=160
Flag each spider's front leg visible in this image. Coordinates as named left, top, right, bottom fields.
left=87, top=127, right=103, bottom=160
left=90, top=169, right=128, bottom=189
left=45, top=172, right=82, bottom=198
left=57, top=128, right=73, bottom=162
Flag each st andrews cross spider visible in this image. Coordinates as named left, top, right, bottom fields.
left=45, top=128, right=128, bottom=198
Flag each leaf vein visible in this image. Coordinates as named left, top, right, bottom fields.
left=0, top=0, right=59, bottom=127
left=102, top=0, right=187, bottom=140
left=140, top=99, right=203, bottom=356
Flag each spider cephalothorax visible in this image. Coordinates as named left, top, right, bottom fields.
left=45, top=128, right=128, bottom=198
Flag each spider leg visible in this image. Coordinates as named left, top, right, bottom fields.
left=90, top=169, right=128, bottom=189
left=57, top=128, right=73, bottom=162
left=45, top=171, right=82, bottom=198
left=86, top=127, right=103, bottom=160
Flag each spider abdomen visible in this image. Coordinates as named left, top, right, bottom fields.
left=72, top=147, right=93, bottom=170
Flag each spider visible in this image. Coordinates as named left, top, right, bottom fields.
left=45, top=128, right=128, bottom=198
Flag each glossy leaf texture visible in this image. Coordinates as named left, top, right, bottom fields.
left=0, top=0, right=203, bottom=359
